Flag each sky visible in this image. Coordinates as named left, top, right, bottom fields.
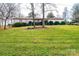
left=0, top=0, right=79, bottom=18
left=0, top=0, right=79, bottom=3
left=19, top=0, right=79, bottom=18
left=20, top=3, right=73, bottom=18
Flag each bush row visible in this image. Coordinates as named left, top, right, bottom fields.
left=12, top=22, right=28, bottom=27
left=11, top=21, right=66, bottom=27
left=45, top=21, right=65, bottom=25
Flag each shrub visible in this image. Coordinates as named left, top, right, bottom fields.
left=39, top=22, right=42, bottom=25
left=45, top=20, right=48, bottom=25
left=48, top=21, right=54, bottom=25
left=22, top=22, right=26, bottom=26
left=54, top=21, right=60, bottom=25
left=40, top=21, right=45, bottom=25
left=35, top=22, right=40, bottom=25
left=28, top=21, right=33, bottom=26
left=8, top=24, right=12, bottom=27
left=60, top=21, right=65, bottom=25
left=8, top=24, right=12, bottom=26
left=12, top=22, right=22, bottom=27
left=12, top=22, right=27, bottom=27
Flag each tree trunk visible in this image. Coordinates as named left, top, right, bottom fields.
left=42, top=3, right=45, bottom=28
left=33, top=19, right=35, bottom=28
left=11, top=19, right=13, bottom=24
left=65, top=19, right=67, bottom=24
left=0, top=20, right=2, bottom=28
left=1, top=19, right=3, bottom=27
left=4, top=19, right=7, bottom=30
left=10, top=19, right=13, bottom=28
left=2, top=19, right=4, bottom=27
left=31, top=3, right=35, bottom=28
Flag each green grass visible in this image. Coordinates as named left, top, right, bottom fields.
left=0, top=25, right=79, bottom=56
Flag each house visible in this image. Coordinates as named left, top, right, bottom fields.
left=48, top=18, right=64, bottom=23
left=12, top=18, right=64, bottom=23
left=0, top=18, right=64, bottom=25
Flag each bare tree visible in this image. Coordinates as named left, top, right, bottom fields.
left=28, top=11, right=38, bottom=18
left=42, top=3, right=45, bottom=28
left=63, top=7, right=68, bottom=24
left=0, top=3, right=20, bottom=29
left=41, top=3, right=57, bottom=28
left=47, top=12, right=55, bottom=18
left=30, top=3, right=35, bottom=28
left=72, top=3, right=79, bottom=23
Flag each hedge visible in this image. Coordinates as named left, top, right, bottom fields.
left=48, top=21, right=54, bottom=25
left=60, top=21, right=65, bottom=25
left=54, top=21, right=60, bottom=25
left=12, top=22, right=28, bottom=27
left=12, top=21, right=66, bottom=27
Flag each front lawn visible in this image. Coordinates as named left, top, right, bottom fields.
left=0, top=25, right=79, bottom=56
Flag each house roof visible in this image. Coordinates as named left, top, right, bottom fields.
left=13, top=18, right=64, bottom=20
left=49, top=18, right=64, bottom=20
left=13, top=18, right=29, bottom=20
left=0, top=18, right=63, bottom=20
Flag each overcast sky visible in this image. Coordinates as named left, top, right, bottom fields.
left=18, top=0, right=79, bottom=18
left=0, top=0, right=79, bottom=18
left=20, top=3, right=73, bottom=18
